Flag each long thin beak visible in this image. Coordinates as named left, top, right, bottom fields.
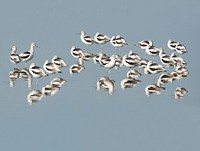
left=35, top=45, right=40, bottom=48
left=76, top=32, right=80, bottom=35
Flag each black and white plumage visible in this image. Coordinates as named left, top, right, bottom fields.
left=126, top=69, right=142, bottom=79
left=174, top=87, right=188, bottom=100
left=96, top=76, right=109, bottom=91
left=98, top=54, right=110, bottom=66
left=159, top=49, right=174, bottom=67
left=167, top=39, right=178, bottom=51
left=9, top=46, right=21, bottom=64
left=9, top=68, right=31, bottom=89
left=52, top=55, right=68, bottom=68
left=170, top=53, right=187, bottom=66
left=144, top=61, right=166, bottom=74
left=145, top=46, right=161, bottom=57
left=7, top=37, right=189, bottom=99
left=103, top=77, right=115, bottom=95
left=145, top=84, right=165, bottom=96
left=110, top=36, right=119, bottom=47
left=42, top=84, right=60, bottom=96
left=18, top=68, right=31, bottom=79
left=70, top=46, right=84, bottom=59
left=120, top=78, right=141, bottom=90
left=122, top=54, right=140, bottom=68
left=69, top=64, right=85, bottom=75
left=27, top=90, right=44, bottom=105
left=168, top=39, right=187, bottom=54
left=175, top=43, right=187, bottom=55
left=29, top=63, right=47, bottom=79
left=110, top=36, right=123, bottom=48
left=50, top=77, right=66, bottom=88
left=94, top=32, right=110, bottom=45
left=116, top=35, right=128, bottom=46
left=9, top=68, right=19, bottom=80
left=128, top=50, right=142, bottom=61
left=157, top=73, right=173, bottom=86
left=77, top=58, right=84, bottom=66
left=138, top=59, right=150, bottom=69
left=18, top=68, right=32, bottom=89
left=170, top=71, right=181, bottom=82
left=19, top=42, right=39, bottom=66
left=43, top=60, right=61, bottom=75
left=100, top=55, right=116, bottom=69
left=9, top=68, right=19, bottom=87
left=82, top=52, right=95, bottom=61
left=112, top=54, right=123, bottom=69
left=175, top=65, right=189, bottom=78
left=80, top=31, right=97, bottom=45
left=110, top=35, right=128, bottom=48
left=96, top=76, right=115, bottom=95
left=134, top=40, right=153, bottom=50
left=93, top=52, right=108, bottom=64
left=77, top=52, right=95, bottom=66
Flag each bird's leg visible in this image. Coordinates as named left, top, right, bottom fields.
left=36, top=79, right=38, bottom=89
left=101, top=44, right=103, bottom=52
left=179, top=78, right=182, bottom=86
left=86, top=45, right=89, bottom=52
left=28, top=77, right=32, bottom=90
left=115, top=47, right=118, bottom=55
left=144, top=52, right=147, bottom=59
left=118, top=48, right=121, bottom=56
left=106, top=69, right=111, bottom=77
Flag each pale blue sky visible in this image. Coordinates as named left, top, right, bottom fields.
left=0, top=0, right=200, bottom=151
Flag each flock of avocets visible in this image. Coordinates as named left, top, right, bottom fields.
left=8, top=31, right=189, bottom=105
